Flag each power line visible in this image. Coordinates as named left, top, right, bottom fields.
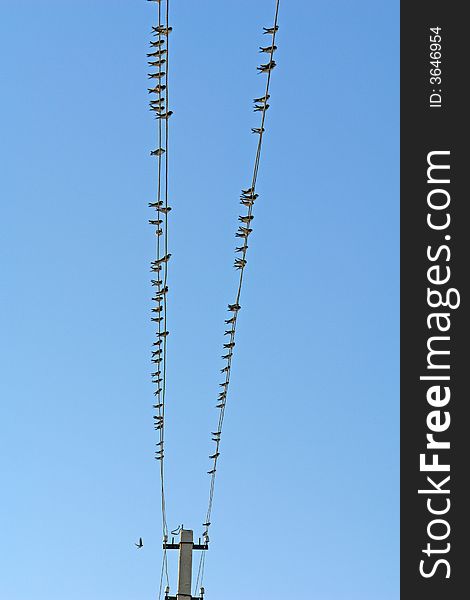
left=195, top=2, right=281, bottom=592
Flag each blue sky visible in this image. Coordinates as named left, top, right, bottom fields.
left=0, top=1, right=398, bottom=599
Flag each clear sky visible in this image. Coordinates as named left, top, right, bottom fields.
left=0, top=1, right=398, bottom=599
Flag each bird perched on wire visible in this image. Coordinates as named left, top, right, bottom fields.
left=251, top=127, right=265, bottom=134
left=225, top=317, right=236, bottom=325
left=148, top=71, right=166, bottom=79
left=151, top=280, right=163, bottom=287
left=150, top=39, right=165, bottom=47
left=157, top=331, right=169, bottom=338
left=207, top=468, right=216, bottom=475
left=241, top=187, right=254, bottom=195
left=149, top=219, right=163, bottom=226
left=148, top=59, right=166, bottom=67
left=150, top=148, right=165, bottom=156
left=220, top=366, right=230, bottom=373
left=234, top=258, right=247, bottom=269
left=235, top=244, right=248, bottom=253
left=254, top=103, right=269, bottom=112
left=148, top=49, right=167, bottom=57
left=209, top=452, right=220, bottom=459
left=152, top=25, right=172, bottom=35
left=228, top=303, right=241, bottom=312
left=259, top=45, right=277, bottom=53
left=153, top=254, right=171, bottom=265
left=239, top=215, right=254, bottom=224
left=224, top=342, right=235, bottom=349
left=148, top=84, right=166, bottom=93
left=155, top=110, right=173, bottom=119
left=158, top=206, right=172, bottom=214
left=254, top=94, right=270, bottom=103
left=263, top=25, right=279, bottom=34
left=236, top=226, right=253, bottom=238
left=257, top=60, right=276, bottom=73
left=221, top=353, right=232, bottom=360
left=224, top=329, right=234, bottom=336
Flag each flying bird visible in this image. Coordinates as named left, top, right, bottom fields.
left=135, top=538, right=144, bottom=549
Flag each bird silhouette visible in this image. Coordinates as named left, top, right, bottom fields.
left=135, top=537, right=144, bottom=549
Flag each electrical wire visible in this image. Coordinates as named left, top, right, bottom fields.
left=195, top=1, right=281, bottom=593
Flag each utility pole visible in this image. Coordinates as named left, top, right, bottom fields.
left=164, top=528, right=208, bottom=600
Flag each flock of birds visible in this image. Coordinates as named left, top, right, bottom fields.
left=199, top=21, right=278, bottom=553
left=144, top=1, right=280, bottom=596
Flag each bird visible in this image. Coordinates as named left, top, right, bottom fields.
left=152, top=349, right=162, bottom=356
left=219, top=381, right=229, bottom=387
left=218, top=392, right=227, bottom=399
left=220, top=366, right=230, bottom=373
left=254, top=94, right=270, bottom=103
left=149, top=200, right=164, bottom=208
left=151, top=370, right=162, bottom=377
left=235, top=245, right=248, bottom=253
left=207, top=469, right=216, bottom=475
left=240, top=192, right=258, bottom=199
left=151, top=263, right=162, bottom=272
left=209, top=452, right=220, bottom=459
left=148, top=84, right=166, bottom=93
left=147, top=49, right=167, bottom=57
left=148, top=59, right=166, bottom=67
left=240, top=198, right=255, bottom=207
left=151, top=317, right=163, bottom=323
left=155, top=110, right=173, bottom=119
left=254, top=103, right=269, bottom=111
left=203, top=521, right=211, bottom=527
left=157, top=331, right=169, bottom=337
left=135, top=538, right=144, bottom=549
left=239, top=215, right=254, bottom=223
left=228, top=303, right=241, bottom=311
left=152, top=358, right=163, bottom=365
left=153, top=415, right=163, bottom=421
left=236, top=227, right=252, bottom=238
left=251, top=127, right=265, bottom=134
left=153, top=377, right=163, bottom=384
left=149, top=97, right=166, bottom=105
left=225, top=317, right=236, bottom=324
left=148, top=72, right=166, bottom=79
left=263, top=25, right=279, bottom=34
left=257, top=61, right=276, bottom=73
left=152, top=26, right=172, bottom=35
left=221, top=353, right=232, bottom=360
left=216, top=402, right=225, bottom=409
left=151, top=280, right=163, bottom=287
left=234, top=258, right=247, bottom=269
left=154, top=254, right=171, bottom=265
left=151, top=306, right=163, bottom=312
left=149, top=39, right=165, bottom=47
left=155, top=228, right=163, bottom=236
left=153, top=403, right=163, bottom=409
left=224, top=342, right=235, bottom=349
left=224, top=329, right=234, bottom=335
left=158, top=206, right=172, bottom=214
left=259, top=45, right=277, bottom=53
left=241, top=187, right=254, bottom=195
left=211, top=432, right=221, bottom=438
left=149, top=219, right=163, bottom=226
left=150, top=148, right=165, bottom=156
